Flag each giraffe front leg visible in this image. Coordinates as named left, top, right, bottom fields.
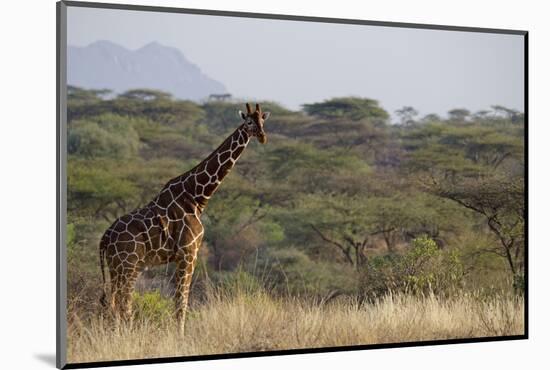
left=174, top=257, right=196, bottom=336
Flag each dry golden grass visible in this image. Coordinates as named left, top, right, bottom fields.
left=67, top=291, right=524, bottom=364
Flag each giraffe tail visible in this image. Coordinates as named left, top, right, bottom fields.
left=99, top=240, right=108, bottom=308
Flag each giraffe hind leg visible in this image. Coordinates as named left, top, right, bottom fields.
left=108, top=274, right=117, bottom=313
left=105, top=237, right=145, bottom=324
left=106, top=268, right=122, bottom=319
left=107, top=267, right=140, bottom=332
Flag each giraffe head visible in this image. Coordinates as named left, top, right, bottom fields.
left=239, top=103, right=271, bottom=144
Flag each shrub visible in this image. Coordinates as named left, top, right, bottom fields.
left=401, top=235, right=440, bottom=293
left=360, top=236, right=465, bottom=300
left=132, top=291, right=173, bottom=323
left=68, top=114, right=140, bottom=159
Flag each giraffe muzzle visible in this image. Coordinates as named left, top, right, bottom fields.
left=257, top=132, right=267, bottom=144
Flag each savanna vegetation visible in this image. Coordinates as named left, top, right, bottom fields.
left=66, top=87, right=525, bottom=363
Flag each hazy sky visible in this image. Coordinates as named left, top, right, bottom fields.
left=67, top=6, right=524, bottom=117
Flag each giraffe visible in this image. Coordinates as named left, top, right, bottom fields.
left=99, top=103, right=271, bottom=333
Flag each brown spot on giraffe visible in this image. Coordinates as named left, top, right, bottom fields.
left=99, top=103, right=271, bottom=333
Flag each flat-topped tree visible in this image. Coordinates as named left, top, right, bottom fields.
left=303, top=97, right=389, bottom=123
left=118, top=88, right=173, bottom=101
left=99, top=103, right=271, bottom=333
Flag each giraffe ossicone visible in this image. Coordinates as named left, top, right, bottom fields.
left=99, top=102, right=271, bottom=333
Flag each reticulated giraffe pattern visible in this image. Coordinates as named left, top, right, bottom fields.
left=99, top=103, right=271, bottom=333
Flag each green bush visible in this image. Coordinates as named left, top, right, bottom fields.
left=360, top=236, right=465, bottom=300
left=401, top=235, right=440, bottom=292
left=68, top=114, right=140, bottom=159
left=132, top=291, right=173, bottom=323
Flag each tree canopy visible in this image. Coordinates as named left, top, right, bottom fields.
left=66, top=87, right=525, bottom=302
left=303, top=97, right=389, bottom=123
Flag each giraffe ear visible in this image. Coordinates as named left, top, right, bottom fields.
left=238, top=110, right=247, bottom=120
left=262, top=112, right=271, bottom=121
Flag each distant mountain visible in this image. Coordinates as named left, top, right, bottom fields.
left=67, top=40, right=227, bottom=100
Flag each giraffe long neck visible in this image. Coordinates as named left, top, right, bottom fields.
left=184, top=124, right=251, bottom=210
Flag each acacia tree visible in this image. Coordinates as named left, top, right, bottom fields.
left=491, top=105, right=523, bottom=122
left=395, top=106, right=418, bottom=126
left=405, top=120, right=525, bottom=286
left=306, top=192, right=457, bottom=270
left=447, top=108, right=470, bottom=123
left=303, top=97, right=389, bottom=124
left=118, top=88, right=172, bottom=101
left=307, top=194, right=381, bottom=270
left=68, top=85, right=112, bottom=103
left=421, top=113, right=442, bottom=124
left=362, top=194, right=460, bottom=252
left=430, top=175, right=524, bottom=280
